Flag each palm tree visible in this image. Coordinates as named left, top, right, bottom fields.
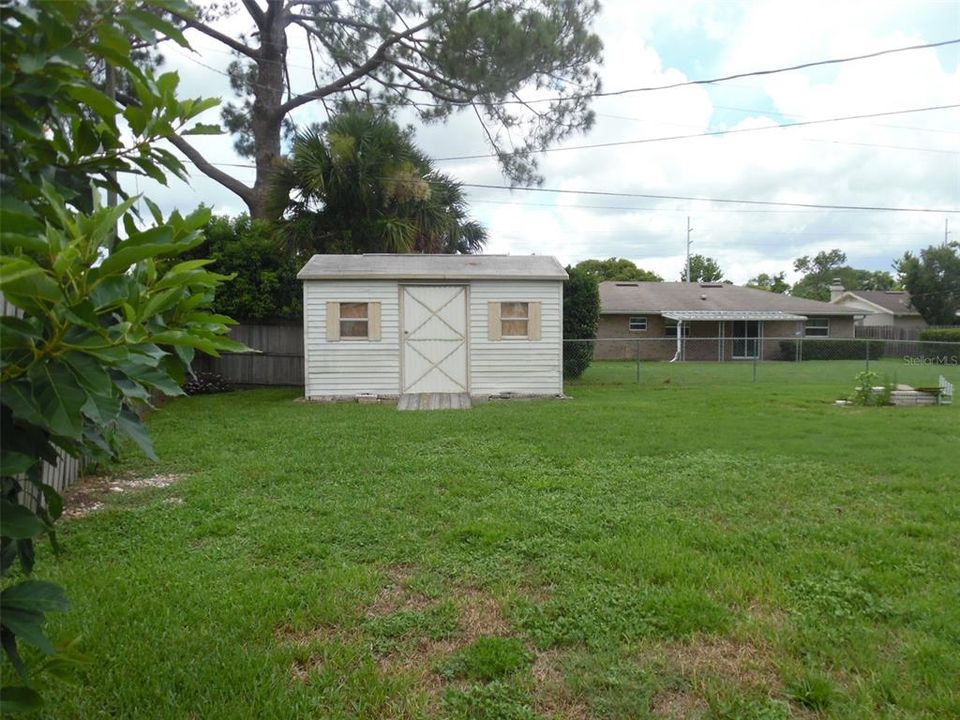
left=269, top=109, right=487, bottom=257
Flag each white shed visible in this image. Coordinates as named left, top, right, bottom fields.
left=297, top=254, right=568, bottom=400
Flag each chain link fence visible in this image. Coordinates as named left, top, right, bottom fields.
left=564, top=336, right=960, bottom=391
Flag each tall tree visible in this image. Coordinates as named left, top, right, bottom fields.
left=747, top=272, right=789, bottom=293
left=681, top=254, right=723, bottom=282
left=791, top=249, right=897, bottom=301
left=896, top=243, right=960, bottom=325
left=158, top=0, right=603, bottom=218
left=791, top=249, right=847, bottom=300
left=574, top=257, right=662, bottom=282
left=270, top=109, right=486, bottom=255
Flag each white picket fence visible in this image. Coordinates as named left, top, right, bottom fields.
left=2, top=293, right=85, bottom=505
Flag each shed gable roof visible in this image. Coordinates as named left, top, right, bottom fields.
left=600, top=281, right=861, bottom=316
left=298, top=254, right=568, bottom=281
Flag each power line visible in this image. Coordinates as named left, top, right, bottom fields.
left=501, top=37, right=960, bottom=105
left=172, top=35, right=960, bottom=109
left=467, top=199, right=955, bottom=227
left=434, top=104, right=960, bottom=161
left=599, top=107, right=960, bottom=136
left=593, top=112, right=959, bottom=155
left=168, top=154, right=958, bottom=214
left=709, top=105, right=960, bottom=136
left=457, top=181, right=960, bottom=214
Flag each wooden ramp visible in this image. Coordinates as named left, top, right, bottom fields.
left=397, top=393, right=472, bottom=411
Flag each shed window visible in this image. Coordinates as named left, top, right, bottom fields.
left=488, top=301, right=542, bottom=341
left=629, top=316, right=647, bottom=332
left=340, top=302, right=369, bottom=338
left=805, top=317, right=830, bottom=337
left=325, top=301, right=381, bottom=342
left=501, top=302, right=529, bottom=337
left=664, top=319, right=690, bottom=338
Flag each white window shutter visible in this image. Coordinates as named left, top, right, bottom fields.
left=528, top=302, right=542, bottom=341
left=325, top=301, right=340, bottom=342
left=368, top=302, right=381, bottom=341
left=488, top=301, right=501, bottom=341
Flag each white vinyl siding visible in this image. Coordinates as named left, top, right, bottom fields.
left=304, top=281, right=399, bottom=397
left=471, top=281, right=562, bottom=396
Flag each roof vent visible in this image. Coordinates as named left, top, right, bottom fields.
left=699, top=282, right=724, bottom=288
left=615, top=282, right=638, bottom=287
left=701, top=294, right=707, bottom=300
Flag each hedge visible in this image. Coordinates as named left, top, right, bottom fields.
left=779, top=339, right=885, bottom=361
left=918, top=328, right=960, bottom=359
left=918, top=328, right=960, bottom=343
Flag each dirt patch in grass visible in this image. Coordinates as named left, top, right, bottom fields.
left=275, top=622, right=349, bottom=649
left=280, top=568, right=556, bottom=714
left=642, top=634, right=779, bottom=688
left=367, top=566, right=434, bottom=617
left=455, top=588, right=510, bottom=640
left=366, top=585, right=516, bottom=713
left=62, top=473, right=184, bottom=518
left=289, top=656, right=323, bottom=683
left=642, top=634, right=780, bottom=718
left=530, top=649, right=593, bottom=720
left=649, top=687, right=707, bottom=719
left=374, top=586, right=512, bottom=671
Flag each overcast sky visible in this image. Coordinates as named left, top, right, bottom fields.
left=143, top=0, right=960, bottom=284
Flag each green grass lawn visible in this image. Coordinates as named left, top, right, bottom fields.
left=14, top=361, right=960, bottom=719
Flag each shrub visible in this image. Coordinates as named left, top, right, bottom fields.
left=174, top=214, right=302, bottom=321
left=918, top=328, right=960, bottom=359
left=850, top=372, right=892, bottom=406
left=183, top=372, right=232, bottom=396
left=563, top=266, right=600, bottom=378
left=919, top=328, right=960, bottom=342
left=779, top=339, right=884, bottom=361
left=0, top=3, right=247, bottom=708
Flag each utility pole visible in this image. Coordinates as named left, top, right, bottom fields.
left=946, top=218, right=951, bottom=246
left=685, top=216, right=693, bottom=282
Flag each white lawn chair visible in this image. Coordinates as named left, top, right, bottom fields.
left=939, top=375, right=954, bottom=406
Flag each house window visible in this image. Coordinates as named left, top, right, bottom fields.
left=805, top=317, right=830, bottom=337
left=501, top=302, right=529, bottom=337
left=629, top=316, right=647, bottom=332
left=664, top=319, right=690, bottom=338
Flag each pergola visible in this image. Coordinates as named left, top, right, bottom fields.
left=661, top=310, right=808, bottom=361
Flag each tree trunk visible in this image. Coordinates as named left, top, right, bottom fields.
left=248, top=3, right=287, bottom=220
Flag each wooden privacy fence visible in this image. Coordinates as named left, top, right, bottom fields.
left=855, top=325, right=955, bottom=357
left=194, top=322, right=305, bottom=386
left=2, top=293, right=85, bottom=504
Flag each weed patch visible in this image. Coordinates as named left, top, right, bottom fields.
left=438, top=636, right=534, bottom=682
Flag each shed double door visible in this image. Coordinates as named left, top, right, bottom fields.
left=401, top=285, right=468, bottom=394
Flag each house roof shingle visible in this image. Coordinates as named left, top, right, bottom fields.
left=600, top=281, right=862, bottom=316
left=837, top=290, right=918, bottom=315
left=298, top=254, right=568, bottom=281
